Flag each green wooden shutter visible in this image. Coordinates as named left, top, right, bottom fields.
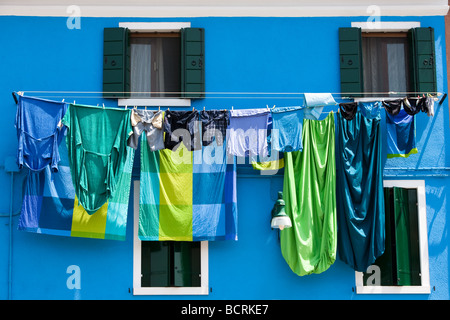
left=408, top=27, right=437, bottom=95
left=181, top=28, right=205, bottom=99
left=339, top=27, right=364, bottom=96
left=103, top=27, right=130, bottom=98
left=372, top=188, right=397, bottom=286
left=393, top=187, right=421, bottom=286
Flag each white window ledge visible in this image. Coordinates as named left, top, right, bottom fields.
left=118, top=98, right=191, bottom=107
left=351, top=21, right=420, bottom=32
left=119, top=22, right=191, bottom=32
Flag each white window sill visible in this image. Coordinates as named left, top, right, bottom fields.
left=118, top=98, right=191, bottom=107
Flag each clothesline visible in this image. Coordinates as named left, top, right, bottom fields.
left=12, top=91, right=447, bottom=107
left=12, top=90, right=445, bottom=95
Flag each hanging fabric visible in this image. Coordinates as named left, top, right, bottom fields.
left=62, top=104, right=132, bottom=214
left=403, top=98, right=421, bottom=115
left=280, top=112, right=337, bottom=276
left=138, top=136, right=238, bottom=241
left=200, top=110, right=229, bottom=147
left=339, top=102, right=358, bottom=120
left=359, top=100, right=382, bottom=119
left=303, top=93, right=336, bottom=119
left=270, top=106, right=306, bottom=152
left=17, top=140, right=135, bottom=240
left=226, top=108, right=270, bottom=157
left=386, top=109, right=418, bottom=158
left=163, top=110, right=201, bottom=151
left=127, top=108, right=164, bottom=151
left=251, top=153, right=284, bottom=171
left=336, top=111, right=385, bottom=272
left=425, top=95, right=435, bottom=116
left=15, top=95, right=68, bottom=172
left=382, top=99, right=402, bottom=115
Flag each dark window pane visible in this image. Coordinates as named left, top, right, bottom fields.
left=130, top=36, right=180, bottom=98
left=362, top=36, right=411, bottom=96
left=141, top=241, right=201, bottom=288
left=363, top=187, right=421, bottom=287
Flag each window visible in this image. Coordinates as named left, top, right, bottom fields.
left=355, top=180, right=430, bottom=294
left=129, top=33, right=181, bottom=98
left=103, top=22, right=205, bottom=106
left=141, top=241, right=201, bottom=287
left=132, top=180, right=209, bottom=295
left=362, top=33, right=411, bottom=95
left=339, top=22, right=437, bottom=98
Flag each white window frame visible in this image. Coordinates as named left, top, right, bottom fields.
left=118, top=22, right=192, bottom=107
left=132, top=180, right=209, bottom=295
left=355, top=180, right=430, bottom=294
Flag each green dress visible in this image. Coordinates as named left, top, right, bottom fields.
left=280, top=112, right=337, bottom=276
left=62, top=104, right=132, bottom=214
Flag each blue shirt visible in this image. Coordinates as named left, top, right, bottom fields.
left=15, top=96, right=68, bottom=172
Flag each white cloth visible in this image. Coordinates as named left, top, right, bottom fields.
left=226, top=109, right=270, bottom=157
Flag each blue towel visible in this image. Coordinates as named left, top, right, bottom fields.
left=386, top=109, right=418, bottom=158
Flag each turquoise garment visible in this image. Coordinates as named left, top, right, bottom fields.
left=335, top=111, right=385, bottom=272
left=62, top=104, right=133, bottom=214
left=359, top=101, right=382, bottom=119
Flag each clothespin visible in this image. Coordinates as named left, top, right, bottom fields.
left=158, top=106, right=161, bottom=111
left=125, top=105, right=127, bottom=109
left=145, top=106, right=147, bottom=110
left=102, top=103, right=105, bottom=109
left=203, top=106, right=205, bottom=110
left=62, top=99, right=65, bottom=102
left=231, top=106, right=234, bottom=110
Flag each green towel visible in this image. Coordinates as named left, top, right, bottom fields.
left=62, top=104, right=132, bottom=214
left=280, top=112, right=337, bottom=276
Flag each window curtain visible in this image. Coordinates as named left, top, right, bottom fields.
left=362, top=37, right=409, bottom=94
left=280, top=112, right=337, bottom=276
left=130, top=38, right=168, bottom=98
left=336, top=111, right=385, bottom=272
left=131, top=40, right=152, bottom=97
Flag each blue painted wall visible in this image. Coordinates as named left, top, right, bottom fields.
left=0, top=15, right=449, bottom=300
